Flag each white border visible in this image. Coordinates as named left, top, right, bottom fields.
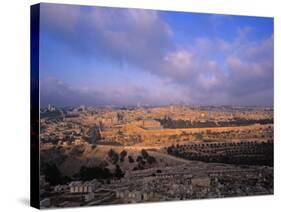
left=0, top=0, right=280, bottom=211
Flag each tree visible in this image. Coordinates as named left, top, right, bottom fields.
left=128, top=155, right=134, bottom=163
left=114, top=165, right=124, bottom=179
left=141, top=149, right=149, bottom=159
left=120, top=150, right=127, bottom=162
left=108, top=149, right=119, bottom=164
left=43, top=163, right=62, bottom=185
left=136, top=155, right=143, bottom=162
left=79, top=166, right=113, bottom=180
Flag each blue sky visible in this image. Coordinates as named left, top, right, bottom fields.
left=39, top=3, right=273, bottom=107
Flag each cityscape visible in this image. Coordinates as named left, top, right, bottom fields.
left=39, top=104, right=273, bottom=207
left=37, top=3, right=273, bottom=208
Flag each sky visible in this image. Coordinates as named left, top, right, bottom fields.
left=39, top=3, right=273, bottom=107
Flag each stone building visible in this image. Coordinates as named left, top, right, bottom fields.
left=69, top=180, right=100, bottom=194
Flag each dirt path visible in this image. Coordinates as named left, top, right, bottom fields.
left=147, top=150, right=193, bottom=164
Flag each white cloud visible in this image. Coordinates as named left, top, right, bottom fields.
left=40, top=4, right=273, bottom=106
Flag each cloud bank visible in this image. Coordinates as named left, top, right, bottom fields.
left=40, top=4, right=273, bottom=107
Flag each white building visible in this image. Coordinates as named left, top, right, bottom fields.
left=69, top=180, right=100, bottom=194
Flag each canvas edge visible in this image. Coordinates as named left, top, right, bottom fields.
left=30, top=3, right=40, bottom=209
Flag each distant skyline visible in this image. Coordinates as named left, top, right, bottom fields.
left=39, top=3, right=273, bottom=107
